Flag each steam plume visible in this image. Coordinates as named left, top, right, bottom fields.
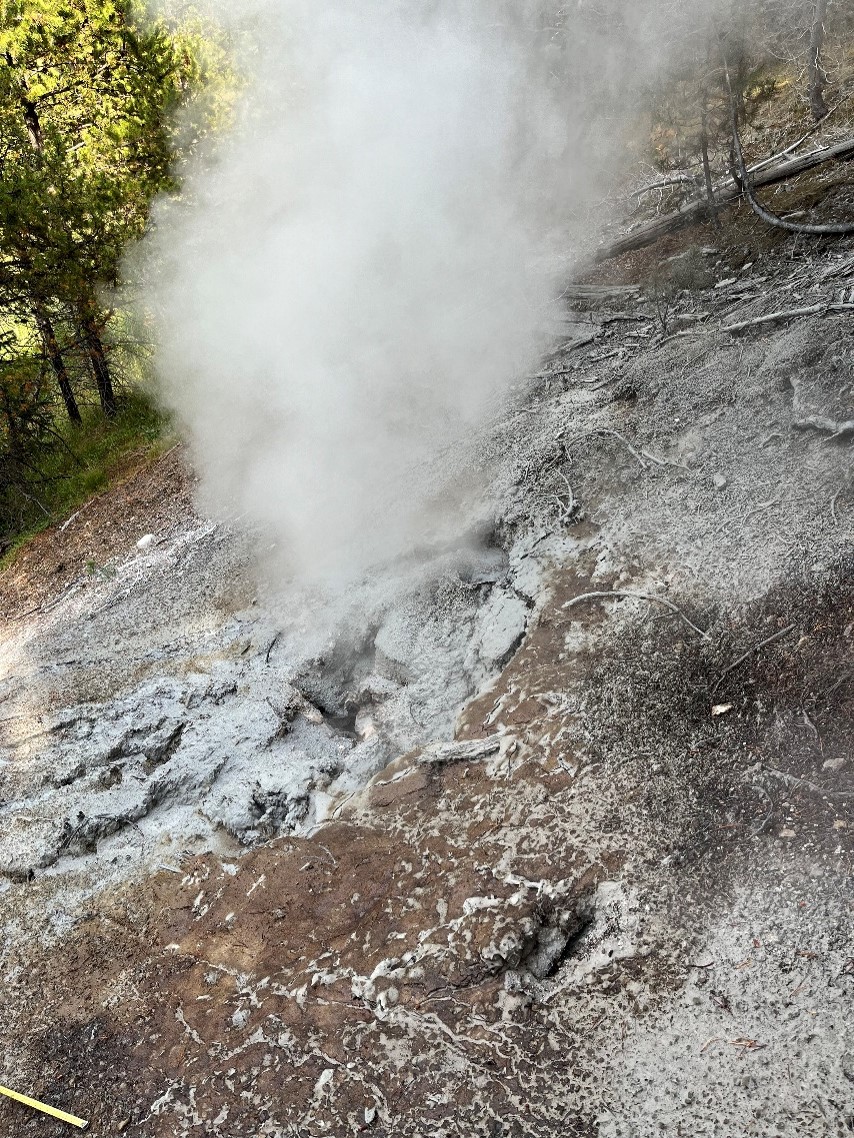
left=138, top=2, right=698, bottom=588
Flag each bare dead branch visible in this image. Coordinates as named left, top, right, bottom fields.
left=716, top=625, right=795, bottom=686
left=565, top=428, right=649, bottom=470
left=593, top=135, right=854, bottom=263
left=723, top=302, right=854, bottom=332
left=723, top=52, right=854, bottom=236
left=629, top=174, right=701, bottom=199
left=562, top=590, right=710, bottom=639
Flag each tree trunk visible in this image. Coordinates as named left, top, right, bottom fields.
left=34, top=308, right=82, bottom=425
left=78, top=303, right=117, bottom=417
left=699, top=93, right=720, bottom=231
left=808, top=0, right=830, bottom=121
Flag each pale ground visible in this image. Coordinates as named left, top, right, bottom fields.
left=0, top=235, right=852, bottom=1136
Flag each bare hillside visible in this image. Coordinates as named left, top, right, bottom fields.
left=1, top=223, right=853, bottom=1136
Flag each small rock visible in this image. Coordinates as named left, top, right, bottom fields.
left=823, top=756, right=846, bottom=772
left=364, top=1106, right=377, bottom=1125
left=713, top=473, right=727, bottom=490
left=136, top=533, right=156, bottom=550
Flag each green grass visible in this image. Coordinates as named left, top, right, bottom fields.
left=1, top=387, right=175, bottom=566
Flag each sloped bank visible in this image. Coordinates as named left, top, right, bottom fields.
left=2, top=548, right=852, bottom=1136
left=1, top=247, right=853, bottom=1135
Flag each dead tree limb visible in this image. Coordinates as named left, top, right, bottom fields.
left=593, top=135, right=854, bottom=263
left=723, top=302, right=854, bottom=333
left=629, top=174, right=701, bottom=200
left=562, top=590, right=710, bottom=639
left=750, top=96, right=843, bottom=177
left=563, top=284, right=640, bottom=301
left=565, top=428, right=649, bottom=470
left=716, top=625, right=795, bottom=686
left=724, top=52, right=854, bottom=236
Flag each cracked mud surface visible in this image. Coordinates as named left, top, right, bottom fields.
left=1, top=236, right=853, bottom=1136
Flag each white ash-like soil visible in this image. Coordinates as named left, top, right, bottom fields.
left=0, top=229, right=853, bottom=1137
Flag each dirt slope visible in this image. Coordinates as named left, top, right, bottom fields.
left=1, top=231, right=853, bottom=1137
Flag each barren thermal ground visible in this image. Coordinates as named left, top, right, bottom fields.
left=2, top=226, right=854, bottom=1136
left=3, top=3, right=854, bottom=1132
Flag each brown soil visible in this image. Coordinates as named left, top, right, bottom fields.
left=0, top=446, right=195, bottom=626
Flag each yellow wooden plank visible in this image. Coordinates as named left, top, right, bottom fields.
left=0, top=1083, right=89, bottom=1129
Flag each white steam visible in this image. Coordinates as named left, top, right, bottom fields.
left=140, top=2, right=679, bottom=587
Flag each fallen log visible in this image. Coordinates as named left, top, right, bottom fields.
left=563, top=283, right=640, bottom=301
left=593, top=135, right=854, bottom=263
left=723, top=302, right=854, bottom=333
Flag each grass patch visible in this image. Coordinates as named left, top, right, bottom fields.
left=1, top=387, right=175, bottom=564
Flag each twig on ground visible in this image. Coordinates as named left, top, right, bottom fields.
left=801, top=709, right=822, bottom=749
left=820, top=252, right=854, bottom=281
left=641, top=448, right=693, bottom=472
left=600, top=313, right=653, bottom=326
left=588, top=375, right=619, bottom=391
left=58, top=508, right=82, bottom=533
left=746, top=782, right=774, bottom=836
left=562, top=284, right=641, bottom=301
left=557, top=471, right=575, bottom=520
left=264, top=633, right=281, bottom=665
left=716, top=625, right=795, bottom=687
left=543, top=334, right=597, bottom=360
left=565, top=428, right=649, bottom=470
left=562, top=589, right=709, bottom=639
left=743, top=498, right=780, bottom=524
left=822, top=670, right=850, bottom=699
left=590, top=349, right=621, bottom=364
left=418, top=738, right=502, bottom=767
left=755, top=763, right=854, bottom=800
left=830, top=488, right=843, bottom=523
left=534, top=369, right=575, bottom=381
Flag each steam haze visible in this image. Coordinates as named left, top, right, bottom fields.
left=140, top=1, right=704, bottom=588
